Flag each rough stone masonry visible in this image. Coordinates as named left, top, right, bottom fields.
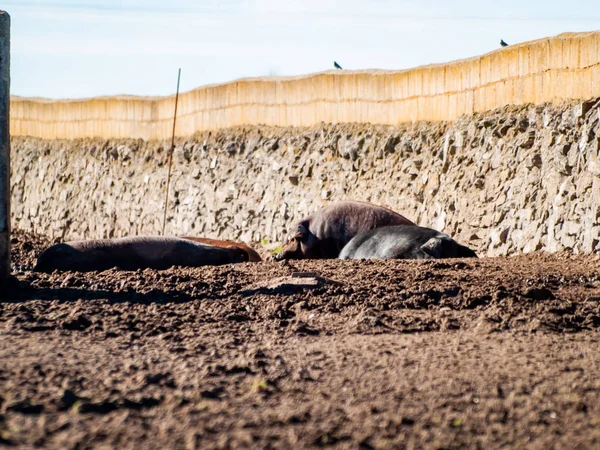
left=10, top=98, right=600, bottom=257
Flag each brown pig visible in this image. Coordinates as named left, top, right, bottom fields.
left=275, top=201, right=414, bottom=260
left=181, top=237, right=262, bottom=262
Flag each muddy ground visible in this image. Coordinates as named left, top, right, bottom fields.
left=2, top=230, right=600, bottom=449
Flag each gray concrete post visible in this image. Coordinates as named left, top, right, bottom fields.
left=0, top=11, right=10, bottom=282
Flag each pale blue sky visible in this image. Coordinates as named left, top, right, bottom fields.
left=4, top=0, right=600, bottom=99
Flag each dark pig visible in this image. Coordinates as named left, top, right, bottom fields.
left=339, top=225, right=477, bottom=260
left=33, top=236, right=249, bottom=273
left=275, top=201, right=414, bottom=260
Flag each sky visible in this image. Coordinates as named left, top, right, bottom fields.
left=4, top=0, right=600, bottom=99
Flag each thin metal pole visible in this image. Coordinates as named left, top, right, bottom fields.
left=162, top=68, right=181, bottom=236
left=0, top=11, right=10, bottom=283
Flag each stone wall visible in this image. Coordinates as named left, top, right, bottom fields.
left=10, top=98, right=600, bottom=256
left=10, top=31, right=600, bottom=140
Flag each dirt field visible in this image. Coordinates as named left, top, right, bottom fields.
left=2, top=230, right=600, bottom=449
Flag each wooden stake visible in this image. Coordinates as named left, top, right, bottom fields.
left=162, top=68, right=181, bottom=235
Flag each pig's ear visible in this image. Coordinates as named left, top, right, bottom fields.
left=293, top=224, right=307, bottom=241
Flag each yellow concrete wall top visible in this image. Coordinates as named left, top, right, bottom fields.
left=10, top=30, right=600, bottom=140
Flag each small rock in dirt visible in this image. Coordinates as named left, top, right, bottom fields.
left=239, top=276, right=321, bottom=296
left=291, top=272, right=318, bottom=278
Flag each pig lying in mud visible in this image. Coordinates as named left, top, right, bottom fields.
left=339, top=225, right=477, bottom=260
left=275, top=201, right=414, bottom=260
left=33, top=236, right=249, bottom=273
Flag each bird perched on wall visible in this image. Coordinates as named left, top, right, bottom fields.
left=500, top=39, right=509, bottom=47
left=334, top=61, right=343, bottom=69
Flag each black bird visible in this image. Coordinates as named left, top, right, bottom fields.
left=500, top=39, right=508, bottom=47
left=334, top=61, right=343, bottom=69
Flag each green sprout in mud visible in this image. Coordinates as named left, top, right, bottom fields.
left=252, top=379, right=268, bottom=392
left=270, top=245, right=284, bottom=256
left=450, top=417, right=464, bottom=428
left=260, top=237, right=283, bottom=255
left=72, top=401, right=83, bottom=414
left=318, top=433, right=330, bottom=445
left=0, top=430, right=13, bottom=444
